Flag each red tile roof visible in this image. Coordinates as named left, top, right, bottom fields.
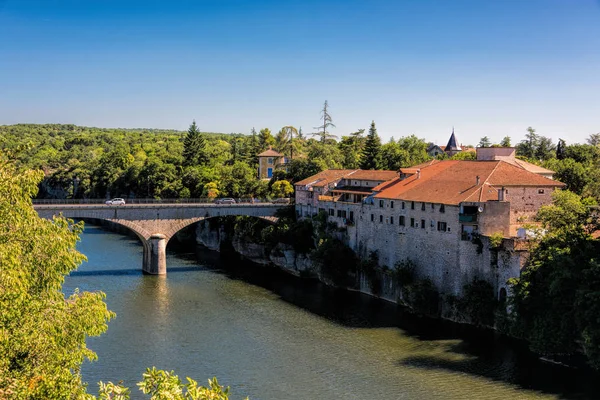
left=373, top=160, right=565, bottom=205
left=258, top=148, right=283, bottom=157
left=345, top=170, right=398, bottom=181
left=295, top=169, right=357, bottom=188
left=294, top=169, right=397, bottom=188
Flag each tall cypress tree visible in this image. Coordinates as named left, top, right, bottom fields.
left=360, top=121, right=382, bottom=170
left=183, top=120, right=207, bottom=166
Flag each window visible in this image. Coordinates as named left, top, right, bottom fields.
left=342, top=210, right=347, bottom=218
left=538, top=189, right=545, bottom=194
left=267, top=157, right=274, bottom=165
left=399, top=216, right=405, bottom=226
left=329, top=209, right=334, bottom=216
left=380, top=215, right=383, bottom=223
left=411, top=201, right=415, bottom=210
left=421, top=203, right=426, bottom=211
left=371, top=214, right=374, bottom=222
left=421, top=219, right=425, bottom=229
left=391, top=201, right=394, bottom=209
left=349, top=211, right=354, bottom=221
left=379, top=199, right=384, bottom=208
left=440, top=204, right=445, bottom=213
left=438, top=221, right=447, bottom=231
left=410, top=218, right=415, bottom=227
left=337, top=210, right=342, bottom=218
left=402, top=202, right=405, bottom=210
left=431, top=203, right=435, bottom=210
left=390, top=216, right=394, bottom=224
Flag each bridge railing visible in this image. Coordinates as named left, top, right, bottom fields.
left=32, top=198, right=293, bottom=205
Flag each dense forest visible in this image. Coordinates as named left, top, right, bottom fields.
left=2, top=120, right=598, bottom=201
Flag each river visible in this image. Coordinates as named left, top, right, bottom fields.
left=63, top=224, right=599, bottom=399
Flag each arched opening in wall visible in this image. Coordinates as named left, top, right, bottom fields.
left=498, top=287, right=507, bottom=304
left=70, top=217, right=149, bottom=275
left=73, top=218, right=146, bottom=245
left=167, top=215, right=279, bottom=257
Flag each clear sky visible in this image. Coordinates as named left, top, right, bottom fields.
left=1, top=0, right=599, bottom=146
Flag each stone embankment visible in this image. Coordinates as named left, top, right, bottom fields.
left=195, top=220, right=315, bottom=276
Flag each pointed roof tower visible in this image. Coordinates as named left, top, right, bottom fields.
left=445, top=127, right=461, bottom=153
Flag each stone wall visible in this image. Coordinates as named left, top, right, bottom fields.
left=309, top=197, right=524, bottom=298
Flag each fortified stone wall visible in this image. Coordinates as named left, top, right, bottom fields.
left=507, top=186, right=556, bottom=234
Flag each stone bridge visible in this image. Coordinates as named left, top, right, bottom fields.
left=34, top=203, right=283, bottom=275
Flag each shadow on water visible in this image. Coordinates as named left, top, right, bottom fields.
left=167, top=241, right=600, bottom=400
left=81, top=222, right=600, bottom=400
left=69, top=266, right=208, bottom=277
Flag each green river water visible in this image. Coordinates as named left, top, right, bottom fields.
left=63, top=224, right=599, bottom=399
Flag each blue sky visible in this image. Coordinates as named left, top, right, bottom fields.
left=1, top=0, right=599, bottom=146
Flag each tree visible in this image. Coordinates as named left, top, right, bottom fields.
left=0, top=157, right=114, bottom=398
left=275, top=126, right=298, bottom=159
left=556, top=139, right=566, bottom=160
left=271, top=180, right=294, bottom=198
left=500, top=136, right=511, bottom=147
left=508, top=191, right=600, bottom=369
left=183, top=121, right=208, bottom=166
left=258, top=128, right=275, bottom=151
left=516, top=126, right=538, bottom=159
left=587, top=133, right=600, bottom=147
left=360, top=121, right=382, bottom=170
left=339, top=129, right=365, bottom=169
left=478, top=136, right=492, bottom=147
left=247, top=127, right=260, bottom=166
left=313, top=100, right=336, bottom=142
left=535, top=136, right=556, bottom=161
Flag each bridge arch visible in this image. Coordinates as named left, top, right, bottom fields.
left=34, top=203, right=283, bottom=275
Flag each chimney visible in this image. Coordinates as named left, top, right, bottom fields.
left=498, top=187, right=505, bottom=201
left=417, top=169, right=421, bottom=179
left=476, top=175, right=480, bottom=186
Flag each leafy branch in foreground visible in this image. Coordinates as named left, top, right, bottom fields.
left=98, top=367, right=247, bottom=400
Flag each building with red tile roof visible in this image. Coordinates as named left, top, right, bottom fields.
left=294, top=159, right=566, bottom=299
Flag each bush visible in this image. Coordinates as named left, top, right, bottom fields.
left=311, top=238, right=358, bottom=287
left=457, top=279, right=498, bottom=327
left=404, top=278, right=440, bottom=316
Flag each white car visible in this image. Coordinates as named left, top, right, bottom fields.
left=105, top=198, right=126, bottom=206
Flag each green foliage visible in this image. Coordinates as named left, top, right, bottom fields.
left=311, top=238, right=358, bottom=287
left=516, top=126, right=555, bottom=161
left=98, top=367, right=247, bottom=399
left=258, top=128, right=275, bottom=151
left=457, top=279, right=498, bottom=327
left=0, top=157, right=114, bottom=398
left=359, top=251, right=382, bottom=295
left=500, top=136, right=511, bottom=147
left=478, top=136, right=492, bottom=147
left=488, top=232, right=504, bottom=249
left=183, top=121, right=208, bottom=166
left=508, top=190, right=600, bottom=368
left=359, top=121, right=382, bottom=170
left=270, top=180, right=293, bottom=198
left=314, top=100, right=336, bottom=142
left=380, top=135, right=431, bottom=169
left=450, top=151, right=476, bottom=161
left=404, top=278, right=440, bottom=317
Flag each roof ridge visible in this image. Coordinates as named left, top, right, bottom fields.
left=479, top=161, right=502, bottom=202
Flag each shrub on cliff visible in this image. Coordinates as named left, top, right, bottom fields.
left=508, top=190, right=600, bottom=369
left=311, top=238, right=358, bottom=287
left=457, top=279, right=498, bottom=327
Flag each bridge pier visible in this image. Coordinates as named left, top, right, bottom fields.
left=143, top=233, right=167, bottom=275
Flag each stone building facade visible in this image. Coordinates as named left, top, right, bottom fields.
left=258, top=148, right=287, bottom=179
left=295, top=155, right=564, bottom=298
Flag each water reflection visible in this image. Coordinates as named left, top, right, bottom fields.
left=66, top=224, right=599, bottom=400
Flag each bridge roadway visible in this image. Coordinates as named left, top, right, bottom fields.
left=34, top=202, right=283, bottom=275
